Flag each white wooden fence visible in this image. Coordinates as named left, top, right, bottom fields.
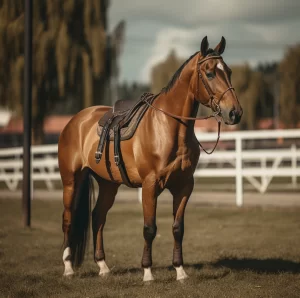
left=0, top=145, right=59, bottom=191
left=194, top=129, right=300, bottom=206
left=1, top=129, right=300, bottom=206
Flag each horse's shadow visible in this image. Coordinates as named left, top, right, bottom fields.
left=114, top=258, right=300, bottom=275
left=188, top=257, right=300, bottom=274
left=79, top=258, right=300, bottom=279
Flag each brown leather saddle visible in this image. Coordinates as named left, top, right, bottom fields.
left=95, top=92, right=156, bottom=187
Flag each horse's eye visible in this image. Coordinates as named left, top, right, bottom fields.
left=206, top=72, right=215, bottom=80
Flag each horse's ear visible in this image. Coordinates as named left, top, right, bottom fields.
left=200, top=36, right=209, bottom=57
left=214, top=36, right=226, bottom=55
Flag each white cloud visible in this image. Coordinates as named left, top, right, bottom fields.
left=245, top=19, right=300, bottom=45
left=140, top=28, right=197, bottom=83
left=139, top=26, right=225, bottom=82
left=109, top=0, right=300, bottom=83
left=110, top=0, right=300, bottom=29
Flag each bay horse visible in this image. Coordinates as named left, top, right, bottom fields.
left=58, top=36, right=243, bottom=282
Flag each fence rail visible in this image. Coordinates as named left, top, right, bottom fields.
left=1, top=129, right=300, bottom=206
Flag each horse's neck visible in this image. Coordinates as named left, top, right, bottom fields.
left=154, top=70, right=198, bottom=141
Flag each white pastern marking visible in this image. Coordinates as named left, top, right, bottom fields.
left=97, top=260, right=110, bottom=276
left=175, top=265, right=188, bottom=280
left=217, top=62, right=224, bottom=71
left=62, top=247, right=71, bottom=261
left=63, top=247, right=74, bottom=276
left=143, top=267, right=154, bottom=282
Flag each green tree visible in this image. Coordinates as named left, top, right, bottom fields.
left=0, top=0, right=125, bottom=144
left=150, top=49, right=185, bottom=94
left=230, top=64, right=268, bottom=130
left=279, top=44, right=300, bottom=128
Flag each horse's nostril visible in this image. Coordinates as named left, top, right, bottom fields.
left=229, top=109, right=236, bottom=121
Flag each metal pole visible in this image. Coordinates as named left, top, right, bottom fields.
left=23, top=0, right=32, bottom=228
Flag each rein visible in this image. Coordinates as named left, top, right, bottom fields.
left=142, top=54, right=234, bottom=155
left=143, top=98, right=220, bottom=155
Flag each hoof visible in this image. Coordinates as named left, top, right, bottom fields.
left=178, top=277, right=188, bottom=284
left=99, top=270, right=110, bottom=277
left=97, top=260, right=110, bottom=277
left=143, top=275, right=154, bottom=282
left=175, top=266, right=188, bottom=281
left=143, top=268, right=154, bottom=282
left=63, top=271, right=74, bottom=278
left=177, top=274, right=188, bottom=281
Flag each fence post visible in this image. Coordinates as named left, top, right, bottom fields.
left=261, top=156, right=267, bottom=193
left=236, top=136, right=243, bottom=206
left=291, top=144, right=297, bottom=188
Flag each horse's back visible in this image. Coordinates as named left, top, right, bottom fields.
left=60, top=105, right=111, bottom=139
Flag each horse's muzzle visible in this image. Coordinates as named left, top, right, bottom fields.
left=223, top=107, right=243, bottom=125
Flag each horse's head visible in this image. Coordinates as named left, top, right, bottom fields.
left=192, top=36, right=243, bottom=125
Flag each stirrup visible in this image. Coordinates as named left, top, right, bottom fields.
left=114, top=155, right=120, bottom=166
left=95, top=151, right=102, bottom=164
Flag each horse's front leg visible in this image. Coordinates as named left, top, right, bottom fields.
left=169, top=177, right=194, bottom=281
left=141, top=180, right=159, bottom=282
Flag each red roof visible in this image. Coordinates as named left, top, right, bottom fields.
left=1, top=115, right=299, bottom=134
left=0, top=115, right=72, bottom=134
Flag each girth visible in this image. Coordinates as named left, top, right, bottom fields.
left=95, top=92, right=156, bottom=187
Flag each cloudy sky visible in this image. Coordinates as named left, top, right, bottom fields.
left=109, top=0, right=300, bottom=84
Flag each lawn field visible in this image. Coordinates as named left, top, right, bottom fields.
left=1, top=198, right=300, bottom=297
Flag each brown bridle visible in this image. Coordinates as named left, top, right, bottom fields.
left=143, top=54, right=235, bottom=154
left=196, top=55, right=235, bottom=117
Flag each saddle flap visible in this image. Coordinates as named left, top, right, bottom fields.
left=98, top=109, right=113, bottom=127
left=113, top=99, right=138, bottom=114
left=97, top=93, right=157, bottom=141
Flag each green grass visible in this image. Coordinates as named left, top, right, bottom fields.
left=1, top=198, right=300, bottom=297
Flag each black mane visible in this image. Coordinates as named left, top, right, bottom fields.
left=161, top=48, right=219, bottom=93
left=161, top=51, right=199, bottom=93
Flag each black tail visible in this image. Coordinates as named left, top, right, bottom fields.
left=69, top=169, right=94, bottom=268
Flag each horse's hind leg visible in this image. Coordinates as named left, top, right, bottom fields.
left=62, top=179, right=76, bottom=277
left=92, top=178, right=119, bottom=276
left=61, top=169, right=88, bottom=276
